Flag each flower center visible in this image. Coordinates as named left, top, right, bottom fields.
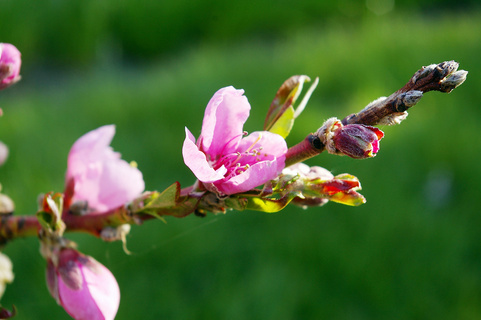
left=214, top=134, right=267, bottom=180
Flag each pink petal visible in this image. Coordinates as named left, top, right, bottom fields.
left=182, top=127, right=226, bottom=183
left=237, top=131, right=287, bottom=159
left=68, top=125, right=116, bottom=164
left=200, top=86, right=250, bottom=158
left=371, top=140, right=380, bottom=154
left=216, top=159, right=280, bottom=195
left=66, top=125, right=144, bottom=213
left=0, top=43, right=21, bottom=89
left=236, top=131, right=287, bottom=173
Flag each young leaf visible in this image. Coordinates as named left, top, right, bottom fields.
left=264, top=75, right=319, bottom=138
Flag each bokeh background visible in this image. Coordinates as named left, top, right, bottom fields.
left=1, top=0, right=481, bottom=319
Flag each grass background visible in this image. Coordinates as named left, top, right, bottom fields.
left=1, top=1, right=481, bottom=319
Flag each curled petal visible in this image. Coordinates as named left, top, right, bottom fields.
left=216, top=158, right=281, bottom=195
left=182, top=127, right=226, bottom=183
left=200, top=86, right=250, bottom=157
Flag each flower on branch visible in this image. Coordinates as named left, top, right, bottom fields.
left=183, top=86, right=287, bottom=195
left=65, top=125, right=145, bottom=214
left=318, top=117, right=384, bottom=159
left=46, top=248, right=120, bottom=320
left=0, top=43, right=21, bottom=90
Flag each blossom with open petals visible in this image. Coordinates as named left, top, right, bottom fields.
left=65, top=125, right=144, bottom=214
left=0, top=43, right=21, bottom=90
left=46, top=248, right=120, bottom=320
left=183, top=86, right=287, bottom=195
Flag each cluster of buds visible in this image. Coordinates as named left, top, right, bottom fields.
left=0, top=43, right=20, bottom=318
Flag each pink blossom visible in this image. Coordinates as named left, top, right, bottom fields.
left=46, top=248, right=120, bottom=320
left=0, top=43, right=21, bottom=90
left=182, top=86, right=287, bottom=195
left=65, top=125, right=144, bottom=213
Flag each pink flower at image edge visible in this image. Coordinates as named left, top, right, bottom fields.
left=0, top=43, right=21, bottom=90
left=182, top=86, right=287, bottom=195
left=66, top=125, right=145, bottom=213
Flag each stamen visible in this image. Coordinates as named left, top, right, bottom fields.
left=217, top=132, right=247, bottom=160
left=214, top=133, right=265, bottom=179
left=244, top=133, right=262, bottom=153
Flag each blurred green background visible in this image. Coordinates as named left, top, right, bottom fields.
left=1, top=0, right=481, bottom=319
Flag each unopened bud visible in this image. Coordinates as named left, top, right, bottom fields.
left=0, top=43, right=21, bottom=90
left=0, top=252, right=14, bottom=299
left=333, top=124, right=384, bottom=158
left=46, top=248, right=120, bottom=320
left=0, top=305, right=16, bottom=319
left=440, top=70, right=468, bottom=92
left=402, top=90, right=423, bottom=107
left=318, top=118, right=384, bottom=159
left=413, top=63, right=437, bottom=83
left=0, top=193, right=14, bottom=215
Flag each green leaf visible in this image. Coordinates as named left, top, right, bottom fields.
left=264, top=75, right=318, bottom=138
left=142, top=182, right=179, bottom=210
left=268, top=106, right=295, bottom=138
left=225, top=194, right=294, bottom=213
left=139, top=182, right=200, bottom=218
left=328, top=190, right=366, bottom=206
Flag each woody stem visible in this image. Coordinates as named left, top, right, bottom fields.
left=284, top=60, right=466, bottom=166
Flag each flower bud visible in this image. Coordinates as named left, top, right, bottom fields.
left=46, top=248, right=120, bottom=320
left=333, top=123, right=384, bottom=159
left=0, top=305, right=16, bottom=319
left=440, top=70, right=468, bottom=92
left=0, top=43, right=21, bottom=90
left=0, top=252, right=14, bottom=300
left=0, top=193, right=14, bottom=215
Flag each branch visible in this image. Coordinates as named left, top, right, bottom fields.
left=285, top=61, right=467, bottom=167
left=0, top=206, right=149, bottom=244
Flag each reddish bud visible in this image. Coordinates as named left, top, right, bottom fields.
left=333, top=124, right=384, bottom=159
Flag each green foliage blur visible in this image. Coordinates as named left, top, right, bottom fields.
left=1, top=0, right=481, bottom=319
